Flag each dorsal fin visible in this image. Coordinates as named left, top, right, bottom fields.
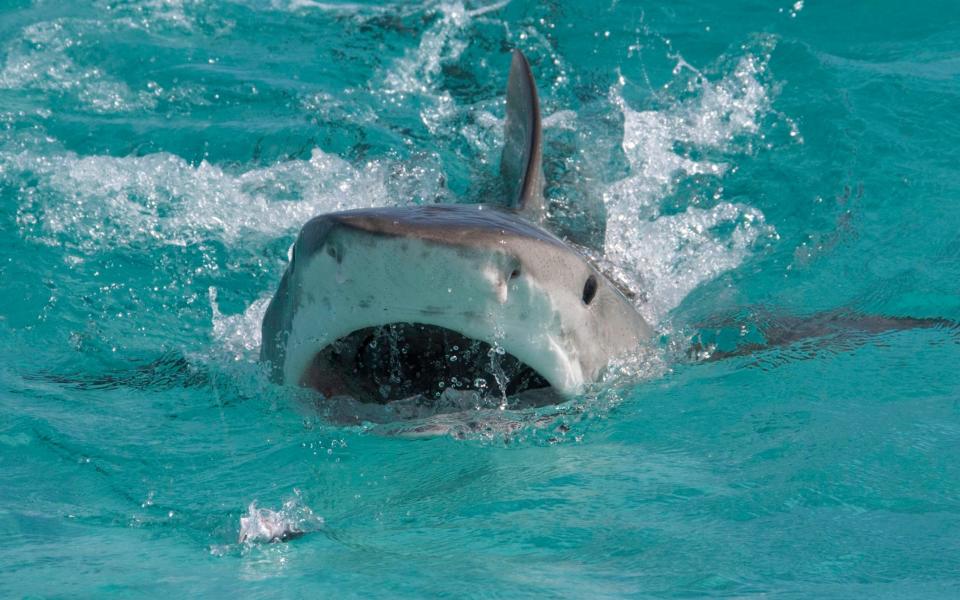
left=500, top=50, right=545, bottom=223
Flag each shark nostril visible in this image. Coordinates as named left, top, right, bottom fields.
left=582, top=275, right=598, bottom=305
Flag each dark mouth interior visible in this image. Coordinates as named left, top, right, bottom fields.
left=303, top=323, right=555, bottom=407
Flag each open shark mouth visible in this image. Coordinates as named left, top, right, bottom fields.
left=300, top=323, right=559, bottom=408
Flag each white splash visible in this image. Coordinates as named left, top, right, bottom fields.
left=0, top=21, right=155, bottom=113
left=8, top=146, right=392, bottom=250
left=604, top=50, right=778, bottom=324
left=382, top=1, right=510, bottom=134
left=281, top=0, right=391, bottom=13
left=210, top=288, right=272, bottom=361
left=238, top=491, right=324, bottom=544
left=94, top=0, right=199, bottom=30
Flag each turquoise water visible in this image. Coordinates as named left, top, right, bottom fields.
left=2, top=0, right=960, bottom=596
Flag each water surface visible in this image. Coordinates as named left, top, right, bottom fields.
left=1, top=0, right=959, bottom=597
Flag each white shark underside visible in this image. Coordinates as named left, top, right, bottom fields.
left=260, top=51, right=653, bottom=408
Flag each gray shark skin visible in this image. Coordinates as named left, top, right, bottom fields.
left=260, top=51, right=653, bottom=405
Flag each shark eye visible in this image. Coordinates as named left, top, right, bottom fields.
left=582, top=275, right=598, bottom=305
left=509, top=267, right=521, bottom=280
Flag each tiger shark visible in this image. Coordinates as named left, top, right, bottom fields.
left=260, top=51, right=652, bottom=409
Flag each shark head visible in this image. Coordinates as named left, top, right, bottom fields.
left=260, top=50, right=652, bottom=408
left=261, top=203, right=650, bottom=403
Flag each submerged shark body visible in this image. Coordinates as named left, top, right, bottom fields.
left=261, top=51, right=652, bottom=408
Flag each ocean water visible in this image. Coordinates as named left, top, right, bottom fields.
left=2, top=0, right=960, bottom=596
